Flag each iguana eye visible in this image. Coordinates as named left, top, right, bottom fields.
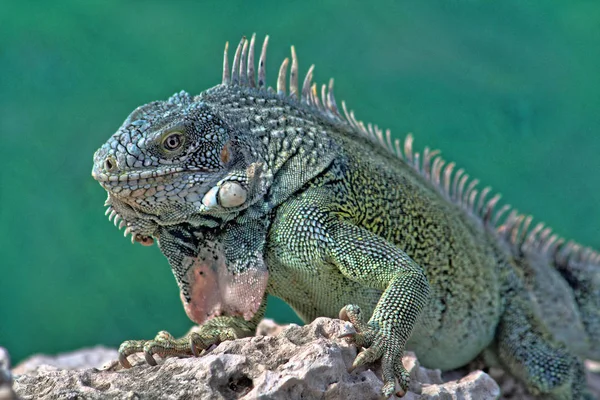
left=162, top=132, right=184, bottom=151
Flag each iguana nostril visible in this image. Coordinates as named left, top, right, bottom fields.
left=104, top=155, right=117, bottom=172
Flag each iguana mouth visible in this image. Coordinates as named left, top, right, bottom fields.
left=92, top=164, right=216, bottom=183
left=104, top=196, right=158, bottom=245
left=93, top=167, right=188, bottom=183
left=93, top=166, right=217, bottom=206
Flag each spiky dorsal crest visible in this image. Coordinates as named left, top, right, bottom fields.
left=222, top=35, right=342, bottom=120
left=220, top=34, right=600, bottom=269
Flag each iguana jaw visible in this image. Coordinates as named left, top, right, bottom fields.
left=91, top=165, right=214, bottom=183
left=94, top=163, right=218, bottom=212
left=103, top=194, right=159, bottom=245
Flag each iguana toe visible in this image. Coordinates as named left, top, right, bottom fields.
left=117, top=331, right=194, bottom=368
left=339, top=304, right=375, bottom=347
left=189, top=331, right=218, bottom=357
left=118, top=339, right=147, bottom=368
left=117, top=351, right=133, bottom=369
left=143, top=350, right=158, bottom=366
left=340, top=304, right=410, bottom=397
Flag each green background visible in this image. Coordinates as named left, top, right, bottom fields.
left=1, top=1, right=599, bottom=364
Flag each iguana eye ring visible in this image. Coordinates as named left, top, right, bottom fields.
left=163, top=132, right=184, bottom=151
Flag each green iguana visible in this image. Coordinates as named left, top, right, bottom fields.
left=92, top=35, right=600, bottom=399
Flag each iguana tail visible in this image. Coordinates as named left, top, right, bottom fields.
left=496, top=211, right=600, bottom=361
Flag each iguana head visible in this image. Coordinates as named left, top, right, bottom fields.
left=92, top=35, right=340, bottom=243
left=92, top=89, right=248, bottom=243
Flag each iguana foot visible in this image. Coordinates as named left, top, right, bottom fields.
left=118, top=331, right=194, bottom=368
left=339, top=304, right=409, bottom=397
left=118, top=323, right=249, bottom=368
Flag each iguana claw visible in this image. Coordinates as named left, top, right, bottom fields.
left=118, top=353, right=132, bottom=369
left=339, top=304, right=410, bottom=397
left=144, top=351, right=158, bottom=366
left=190, top=335, right=200, bottom=357
left=117, top=331, right=194, bottom=368
left=116, top=324, right=248, bottom=368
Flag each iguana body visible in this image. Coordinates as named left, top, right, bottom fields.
left=92, top=35, right=599, bottom=398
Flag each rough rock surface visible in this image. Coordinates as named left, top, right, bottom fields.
left=6, top=318, right=599, bottom=399
left=0, top=347, right=16, bottom=400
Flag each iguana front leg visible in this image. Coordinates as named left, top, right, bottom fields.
left=118, top=301, right=266, bottom=368
left=329, top=221, right=430, bottom=396
left=119, top=221, right=270, bottom=368
left=272, top=197, right=430, bottom=397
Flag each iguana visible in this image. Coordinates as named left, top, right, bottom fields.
left=92, top=34, right=600, bottom=399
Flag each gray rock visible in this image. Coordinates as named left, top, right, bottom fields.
left=0, top=347, right=16, bottom=400
left=12, top=318, right=559, bottom=400
left=586, top=360, right=600, bottom=396
left=12, top=345, right=118, bottom=375
left=420, top=371, right=500, bottom=400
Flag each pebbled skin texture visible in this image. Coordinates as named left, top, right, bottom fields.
left=92, top=36, right=599, bottom=398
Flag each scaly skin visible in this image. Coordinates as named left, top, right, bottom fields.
left=92, top=35, right=599, bottom=398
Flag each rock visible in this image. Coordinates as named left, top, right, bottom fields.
left=256, top=318, right=288, bottom=337
left=0, top=347, right=16, bottom=400
left=399, top=353, right=500, bottom=400
left=0, top=347, right=11, bottom=384
left=26, top=318, right=600, bottom=399
left=585, top=360, right=600, bottom=399
left=12, top=345, right=118, bottom=375
left=420, top=371, right=500, bottom=399
left=488, top=367, right=534, bottom=400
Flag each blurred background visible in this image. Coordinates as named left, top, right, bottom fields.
left=1, top=1, right=599, bottom=364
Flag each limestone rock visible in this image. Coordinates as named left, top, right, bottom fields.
left=12, top=345, right=118, bottom=376
left=586, top=360, right=600, bottom=397
left=419, top=371, right=500, bottom=400
left=0, top=347, right=16, bottom=400
left=23, top=318, right=600, bottom=399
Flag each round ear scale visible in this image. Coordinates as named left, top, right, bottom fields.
left=199, top=160, right=262, bottom=212
left=218, top=181, right=247, bottom=208
left=201, top=181, right=248, bottom=211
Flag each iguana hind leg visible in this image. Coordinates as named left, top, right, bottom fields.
left=495, top=292, right=591, bottom=400
left=553, top=252, right=600, bottom=360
